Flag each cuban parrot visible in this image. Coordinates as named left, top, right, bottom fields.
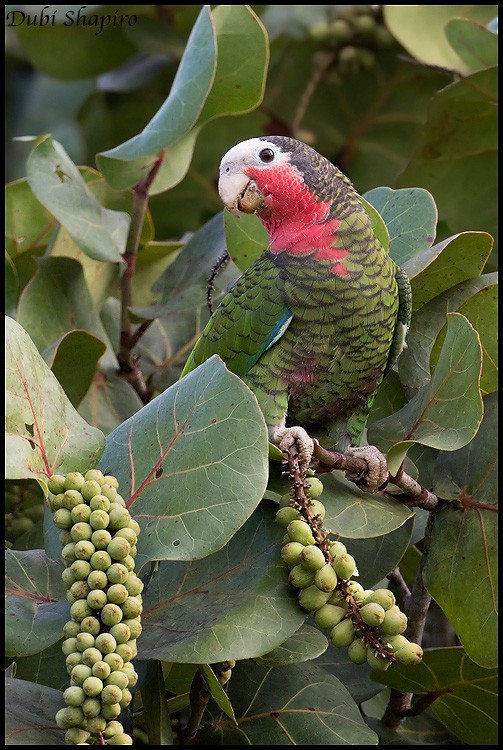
left=181, top=136, right=411, bottom=489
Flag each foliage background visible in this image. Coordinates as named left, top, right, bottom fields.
left=5, top=4, right=498, bottom=747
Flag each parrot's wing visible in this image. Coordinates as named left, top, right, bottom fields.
left=181, top=255, right=292, bottom=379
left=384, top=265, right=412, bottom=376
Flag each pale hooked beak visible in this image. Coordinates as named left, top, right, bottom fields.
left=218, top=170, right=265, bottom=216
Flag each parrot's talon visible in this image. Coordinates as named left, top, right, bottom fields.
left=344, top=445, right=389, bottom=493
left=272, top=426, right=314, bottom=475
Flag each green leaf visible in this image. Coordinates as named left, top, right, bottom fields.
left=403, top=231, right=493, bottom=310
left=5, top=549, right=69, bottom=657
left=445, top=17, right=499, bottom=72
left=8, top=639, right=68, bottom=692
left=78, top=373, right=144, bottom=436
left=140, top=661, right=174, bottom=746
left=315, top=642, right=382, bottom=706
left=398, top=273, right=497, bottom=396
left=397, top=67, right=498, bottom=252
left=254, top=625, right=329, bottom=667
left=12, top=5, right=139, bottom=79
left=201, top=660, right=378, bottom=745
left=98, top=7, right=216, bottom=162
left=373, top=647, right=498, bottom=745
left=5, top=676, right=64, bottom=745
left=200, top=664, right=237, bottom=724
left=359, top=194, right=390, bottom=253
left=371, top=313, right=483, bottom=475
left=364, top=187, right=437, bottom=266
left=139, top=501, right=305, bottom=663
left=97, top=6, right=268, bottom=193
left=383, top=5, right=498, bottom=73
left=26, top=136, right=129, bottom=262
left=42, top=330, right=106, bottom=408
left=17, top=256, right=117, bottom=371
left=430, top=285, right=498, bottom=396
left=321, top=472, right=414, bottom=539
left=196, top=5, right=269, bottom=125
left=98, top=356, right=268, bottom=564
left=424, top=393, right=497, bottom=668
left=224, top=210, right=268, bottom=273
left=5, top=253, right=18, bottom=317
left=5, top=178, right=55, bottom=258
left=5, top=316, right=105, bottom=483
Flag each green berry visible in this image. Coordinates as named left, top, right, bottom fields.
left=70, top=599, right=93, bottom=622
left=101, top=702, right=123, bottom=720
left=106, top=734, right=133, bottom=745
left=71, top=664, right=93, bottom=686
left=364, top=588, right=395, bottom=611
left=379, top=606, right=408, bottom=636
left=300, top=545, right=326, bottom=572
left=101, top=475, right=119, bottom=489
left=85, top=469, right=103, bottom=483
left=92, top=660, right=111, bottom=680
left=87, top=569, right=108, bottom=590
left=304, top=476, right=324, bottom=498
left=109, top=623, right=131, bottom=644
left=309, top=500, right=326, bottom=520
left=82, top=696, right=102, bottom=717
left=327, top=18, right=352, bottom=41
left=107, top=537, right=131, bottom=561
left=327, top=589, right=348, bottom=608
left=367, top=649, right=391, bottom=671
left=281, top=541, right=305, bottom=567
left=80, top=480, right=102, bottom=501
left=107, top=563, right=129, bottom=585
left=63, top=620, right=81, bottom=638
left=108, top=506, right=131, bottom=530
left=55, top=706, right=85, bottom=729
left=74, top=540, right=95, bottom=561
left=298, top=584, right=331, bottom=611
left=64, top=472, right=86, bottom=491
left=346, top=581, right=366, bottom=602
left=383, top=634, right=409, bottom=652
left=105, top=670, right=129, bottom=690
left=104, top=653, right=124, bottom=671
left=124, top=573, right=144, bottom=597
left=122, top=555, right=136, bottom=571
left=63, top=489, right=84, bottom=510
left=65, top=653, right=83, bottom=672
left=80, top=616, right=101, bottom=636
left=123, top=618, right=142, bottom=640
left=64, top=685, right=86, bottom=707
left=107, top=583, right=129, bottom=605
left=75, top=632, right=95, bottom=652
left=314, top=603, right=347, bottom=629
left=89, top=509, right=110, bottom=530
left=62, top=543, right=77, bottom=565
left=347, top=638, right=368, bottom=664
left=103, top=721, right=124, bottom=739
left=62, top=637, right=78, bottom=656
left=394, top=641, right=423, bottom=665
left=330, top=618, right=355, bottom=647
left=81, top=647, right=103, bottom=667
left=89, top=494, right=111, bottom=512
left=70, top=560, right=92, bottom=580
left=287, top=520, right=315, bottom=545
left=101, top=603, right=123, bottom=627
left=314, top=564, right=338, bottom=592
left=121, top=596, right=142, bottom=619
left=278, top=492, right=293, bottom=509
left=90, top=550, right=112, bottom=571
left=95, top=632, right=117, bottom=655
left=332, top=552, right=358, bottom=580
left=82, top=676, right=104, bottom=697
left=288, top=564, right=316, bottom=589
left=71, top=503, right=92, bottom=524
left=91, top=529, right=112, bottom=550
left=115, top=642, right=134, bottom=663
left=50, top=492, right=66, bottom=511
left=53, top=508, right=73, bottom=529
left=65, top=728, right=90, bottom=745
left=328, top=541, right=347, bottom=558
left=275, top=506, right=301, bottom=527
left=86, top=715, right=107, bottom=733
left=87, top=589, right=108, bottom=610
left=360, top=602, right=386, bottom=627
left=71, top=522, right=93, bottom=542
left=48, top=474, right=66, bottom=495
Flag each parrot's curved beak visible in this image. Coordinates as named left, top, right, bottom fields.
left=218, top=171, right=265, bottom=216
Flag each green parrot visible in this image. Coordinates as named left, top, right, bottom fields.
left=181, top=136, right=411, bottom=488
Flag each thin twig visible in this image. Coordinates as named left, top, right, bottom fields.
left=118, top=151, right=166, bottom=403
left=182, top=668, right=211, bottom=744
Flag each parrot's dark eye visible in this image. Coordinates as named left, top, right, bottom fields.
left=258, top=148, right=275, bottom=163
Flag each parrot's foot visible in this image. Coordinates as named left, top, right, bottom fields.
left=272, top=426, right=314, bottom=474
left=344, top=445, right=389, bottom=493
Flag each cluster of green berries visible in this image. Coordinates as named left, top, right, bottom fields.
left=47, top=470, right=142, bottom=746
left=308, top=5, right=395, bottom=75
left=5, top=480, right=44, bottom=544
left=276, top=476, right=423, bottom=670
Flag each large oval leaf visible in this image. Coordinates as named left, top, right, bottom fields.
left=370, top=313, right=483, bottom=475
left=374, top=647, right=498, bottom=745
left=26, top=136, right=129, bottom=262
left=5, top=676, right=65, bottom=745
left=139, top=501, right=305, bottom=663
left=424, top=393, right=497, bottom=668
left=98, top=356, right=269, bottom=564
left=201, top=660, right=378, bottom=745
left=5, top=549, right=69, bottom=657
left=5, top=316, right=105, bottom=484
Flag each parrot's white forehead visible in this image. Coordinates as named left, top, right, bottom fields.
left=219, top=138, right=290, bottom=175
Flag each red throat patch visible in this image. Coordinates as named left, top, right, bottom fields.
left=246, top=163, right=349, bottom=275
